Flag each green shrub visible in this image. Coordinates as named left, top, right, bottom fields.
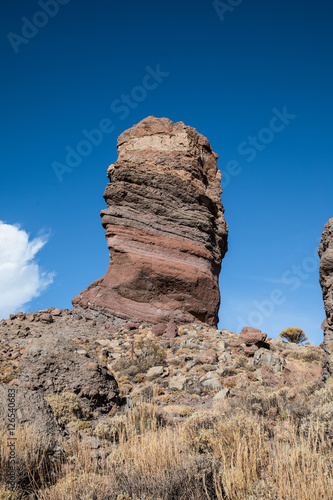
left=279, top=327, right=308, bottom=344
left=45, top=392, right=90, bottom=429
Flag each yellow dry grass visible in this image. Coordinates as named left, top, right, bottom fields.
left=0, top=396, right=332, bottom=499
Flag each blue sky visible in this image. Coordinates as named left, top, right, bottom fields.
left=0, top=0, right=332, bottom=345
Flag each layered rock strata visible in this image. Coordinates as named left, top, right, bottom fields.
left=318, top=218, right=333, bottom=380
left=73, top=116, right=228, bottom=326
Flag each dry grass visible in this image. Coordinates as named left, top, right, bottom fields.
left=159, top=404, right=196, bottom=416
left=209, top=412, right=332, bottom=499
left=37, top=400, right=215, bottom=499
left=0, top=424, right=56, bottom=497
left=1, top=385, right=332, bottom=499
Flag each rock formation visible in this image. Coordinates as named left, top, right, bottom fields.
left=230, top=326, right=270, bottom=356
left=72, top=116, right=228, bottom=326
left=318, top=218, right=333, bottom=380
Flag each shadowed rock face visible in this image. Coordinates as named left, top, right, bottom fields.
left=72, top=116, right=228, bottom=326
left=318, top=218, right=333, bottom=380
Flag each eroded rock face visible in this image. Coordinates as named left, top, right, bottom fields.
left=72, top=116, right=228, bottom=326
left=318, top=218, right=333, bottom=380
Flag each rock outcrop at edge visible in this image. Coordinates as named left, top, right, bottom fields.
left=318, top=218, right=333, bottom=380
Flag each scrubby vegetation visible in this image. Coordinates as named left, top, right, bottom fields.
left=45, top=392, right=92, bottom=431
left=0, top=424, right=55, bottom=498
left=1, top=379, right=332, bottom=499
left=279, top=327, right=308, bottom=344
left=0, top=315, right=330, bottom=498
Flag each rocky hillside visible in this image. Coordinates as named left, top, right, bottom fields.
left=0, top=308, right=331, bottom=499
left=0, top=308, right=323, bottom=434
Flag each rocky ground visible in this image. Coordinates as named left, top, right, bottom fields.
left=1, top=309, right=332, bottom=499
left=0, top=308, right=323, bottom=438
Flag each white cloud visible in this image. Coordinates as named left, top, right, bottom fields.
left=0, top=222, right=54, bottom=319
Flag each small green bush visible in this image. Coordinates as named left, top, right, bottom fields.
left=45, top=392, right=91, bottom=429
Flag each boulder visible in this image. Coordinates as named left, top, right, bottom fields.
left=197, top=349, right=218, bottom=364
left=152, top=323, right=167, bottom=337
left=169, top=374, right=187, bottom=391
left=146, top=366, right=164, bottom=378
left=243, top=344, right=258, bottom=356
left=39, top=313, right=53, bottom=324
left=51, top=308, right=62, bottom=317
left=253, top=348, right=285, bottom=373
left=231, top=327, right=270, bottom=355
left=213, top=387, right=230, bottom=401
left=18, top=332, right=119, bottom=413
left=260, top=365, right=280, bottom=387
left=283, top=362, right=321, bottom=387
left=235, top=327, right=268, bottom=346
left=165, top=320, right=178, bottom=339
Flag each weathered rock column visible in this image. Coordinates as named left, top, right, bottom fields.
left=318, top=218, right=333, bottom=380
left=73, top=116, right=228, bottom=326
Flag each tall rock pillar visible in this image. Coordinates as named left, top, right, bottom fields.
left=73, top=116, right=228, bottom=326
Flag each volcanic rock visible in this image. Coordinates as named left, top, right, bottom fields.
left=231, top=326, right=270, bottom=355
left=253, top=348, right=285, bottom=373
left=0, top=384, right=61, bottom=447
left=318, top=218, right=333, bottom=380
left=72, top=116, right=228, bottom=326
left=197, top=349, right=218, bottom=364
left=152, top=323, right=167, bottom=337
left=283, top=362, right=322, bottom=387
left=235, top=327, right=268, bottom=346
left=19, top=332, right=119, bottom=412
left=165, top=320, right=178, bottom=339
left=260, top=366, right=280, bottom=387
left=40, top=312, right=53, bottom=324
